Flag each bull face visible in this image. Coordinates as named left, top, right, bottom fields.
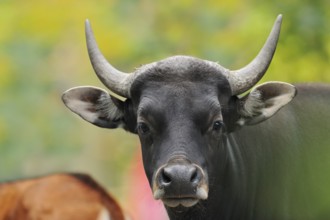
left=62, top=15, right=297, bottom=213
left=130, top=60, right=231, bottom=207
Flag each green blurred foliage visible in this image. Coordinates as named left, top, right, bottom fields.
left=0, top=0, right=329, bottom=205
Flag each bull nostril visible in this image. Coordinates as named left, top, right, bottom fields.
left=161, top=169, right=172, bottom=185
left=190, top=169, right=198, bottom=184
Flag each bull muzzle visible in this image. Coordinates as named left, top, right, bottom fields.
left=153, top=158, right=208, bottom=208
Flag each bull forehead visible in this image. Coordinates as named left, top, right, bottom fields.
left=131, top=56, right=232, bottom=126
left=150, top=55, right=224, bottom=74
left=131, top=56, right=231, bottom=104
left=136, top=83, right=226, bottom=137
left=133, top=55, right=229, bottom=84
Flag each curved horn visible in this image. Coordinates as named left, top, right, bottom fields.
left=227, top=14, right=283, bottom=95
left=85, top=19, right=132, bottom=98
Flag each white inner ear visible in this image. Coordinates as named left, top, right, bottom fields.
left=65, top=96, right=101, bottom=123
left=261, top=92, right=294, bottom=118
left=239, top=82, right=296, bottom=126
left=63, top=86, right=123, bottom=124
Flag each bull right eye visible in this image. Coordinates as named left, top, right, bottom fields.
left=137, top=122, right=150, bottom=134
left=212, top=120, right=224, bottom=131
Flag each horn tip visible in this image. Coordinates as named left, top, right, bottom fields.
left=85, top=19, right=91, bottom=29
left=276, top=14, right=283, bottom=23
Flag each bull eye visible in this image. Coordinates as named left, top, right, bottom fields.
left=137, top=122, right=150, bottom=134
left=212, top=120, right=224, bottom=131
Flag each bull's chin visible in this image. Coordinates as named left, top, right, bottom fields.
left=162, top=198, right=200, bottom=208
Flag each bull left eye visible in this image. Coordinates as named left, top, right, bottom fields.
left=137, top=122, right=150, bottom=134
left=212, top=120, right=224, bottom=131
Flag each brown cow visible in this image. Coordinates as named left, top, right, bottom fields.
left=0, top=173, right=126, bottom=220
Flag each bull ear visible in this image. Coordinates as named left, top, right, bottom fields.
left=237, top=82, right=297, bottom=126
left=62, top=86, right=125, bottom=129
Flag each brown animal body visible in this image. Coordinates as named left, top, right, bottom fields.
left=0, top=173, right=125, bottom=220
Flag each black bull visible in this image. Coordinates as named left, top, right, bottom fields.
left=62, top=15, right=330, bottom=219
